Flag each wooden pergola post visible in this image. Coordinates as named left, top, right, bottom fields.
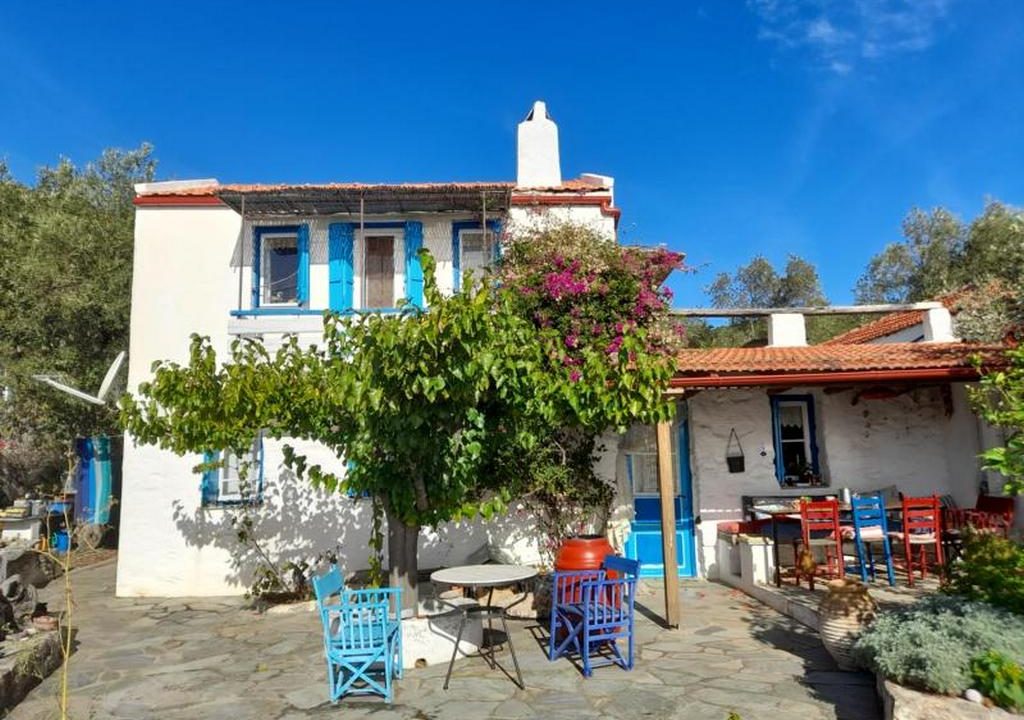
left=656, top=419, right=680, bottom=628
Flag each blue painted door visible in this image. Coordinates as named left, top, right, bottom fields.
left=624, top=418, right=698, bottom=578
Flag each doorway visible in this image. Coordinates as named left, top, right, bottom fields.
left=623, top=410, right=698, bottom=578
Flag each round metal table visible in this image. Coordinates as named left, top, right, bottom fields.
left=430, top=564, right=538, bottom=690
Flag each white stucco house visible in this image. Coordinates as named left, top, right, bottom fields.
left=116, top=101, right=624, bottom=596
left=116, top=99, right=1011, bottom=598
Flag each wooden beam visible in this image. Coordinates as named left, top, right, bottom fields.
left=669, top=302, right=941, bottom=318
left=656, top=420, right=680, bottom=628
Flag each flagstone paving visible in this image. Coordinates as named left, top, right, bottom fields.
left=10, top=562, right=880, bottom=720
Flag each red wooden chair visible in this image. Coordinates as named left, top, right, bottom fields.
left=890, top=495, right=943, bottom=586
left=942, top=494, right=1014, bottom=559
left=792, top=498, right=844, bottom=590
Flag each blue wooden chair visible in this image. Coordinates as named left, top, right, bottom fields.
left=312, top=566, right=403, bottom=703
left=850, top=493, right=895, bottom=586
left=549, top=555, right=640, bottom=677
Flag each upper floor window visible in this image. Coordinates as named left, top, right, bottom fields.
left=452, top=221, right=500, bottom=292
left=262, top=232, right=299, bottom=305
left=363, top=234, right=397, bottom=308
left=770, top=395, right=821, bottom=487
left=459, top=229, right=496, bottom=288
left=252, top=224, right=309, bottom=309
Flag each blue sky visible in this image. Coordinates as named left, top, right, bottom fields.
left=1, top=1, right=1021, bottom=306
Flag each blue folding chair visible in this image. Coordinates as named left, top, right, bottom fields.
left=850, top=493, right=896, bottom=586
left=312, top=566, right=403, bottom=703
left=549, top=555, right=639, bottom=677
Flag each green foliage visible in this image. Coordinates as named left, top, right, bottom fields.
left=971, top=348, right=1024, bottom=495
left=854, top=595, right=1024, bottom=695
left=495, top=430, right=614, bottom=559
left=497, top=222, right=682, bottom=548
left=856, top=207, right=966, bottom=304
left=971, top=651, right=1024, bottom=711
left=707, top=254, right=826, bottom=310
left=855, top=201, right=1024, bottom=341
left=943, top=530, right=1024, bottom=613
left=499, top=221, right=682, bottom=431
left=122, top=251, right=543, bottom=521
left=699, top=253, right=859, bottom=345
left=0, top=146, right=155, bottom=492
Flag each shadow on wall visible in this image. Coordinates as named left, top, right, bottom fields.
left=485, top=502, right=547, bottom=566
left=170, top=466, right=368, bottom=592
left=170, top=466, right=533, bottom=591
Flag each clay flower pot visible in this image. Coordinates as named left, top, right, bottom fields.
left=31, top=615, right=58, bottom=632
left=818, top=578, right=876, bottom=671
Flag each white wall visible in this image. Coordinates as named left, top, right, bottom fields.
left=120, top=204, right=241, bottom=596
left=507, top=203, right=616, bottom=241
left=120, top=203, right=609, bottom=596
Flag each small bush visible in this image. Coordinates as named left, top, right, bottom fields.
left=853, top=594, right=1024, bottom=695
left=971, top=650, right=1024, bottom=711
left=944, top=531, right=1024, bottom=614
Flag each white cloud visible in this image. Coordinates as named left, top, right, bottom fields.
left=748, top=0, right=953, bottom=73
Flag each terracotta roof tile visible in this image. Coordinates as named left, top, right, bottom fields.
left=821, top=310, right=926, bottom=344
left=822, top=293, right=964, bottom=345
left=674, top=342, right=1004, bottom=376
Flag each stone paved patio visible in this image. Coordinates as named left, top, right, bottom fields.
left=10, top=561, right=880, bottom=720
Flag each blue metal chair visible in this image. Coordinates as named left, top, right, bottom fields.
left=312, top=566, right=403, bottom=703
left=549, top=555, right=639, bottom=677
left=602, top=554, right=640, bottom=579
left=850, top=493, right=895, bottom=586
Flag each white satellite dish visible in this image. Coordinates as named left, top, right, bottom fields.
left=33, top=351, right=126, bottom=406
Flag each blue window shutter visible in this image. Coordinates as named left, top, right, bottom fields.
left=296, top=224, right=310, bottom=306
left=328, top=222, right=355, bottom=311
left=404, top=221, right=424, bottom=308
left=452, top=223, right=462, bottom=293
left=251, top=229, right=262, bottom=309
left=201, top=451, right=220, bottom=505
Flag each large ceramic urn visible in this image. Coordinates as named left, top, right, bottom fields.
left=818, top=578, right=877, bottom=671
left=554, top=535, right=615, bottom=572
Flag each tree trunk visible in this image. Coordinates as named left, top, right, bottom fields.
left=386, top=507, right=420, bottom=617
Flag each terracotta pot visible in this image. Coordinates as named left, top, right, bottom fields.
left=32, top=615, right=58, bottom=632
left=818, top=578, right=876, bottom=671
left=554, top=535, right=614, bottom=572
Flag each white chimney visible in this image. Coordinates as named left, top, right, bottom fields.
left=768, top=313, right=808, bottom=347
left=517, top=100, right=561, bottom=188
left=922, top=307, right=956, bottom=342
